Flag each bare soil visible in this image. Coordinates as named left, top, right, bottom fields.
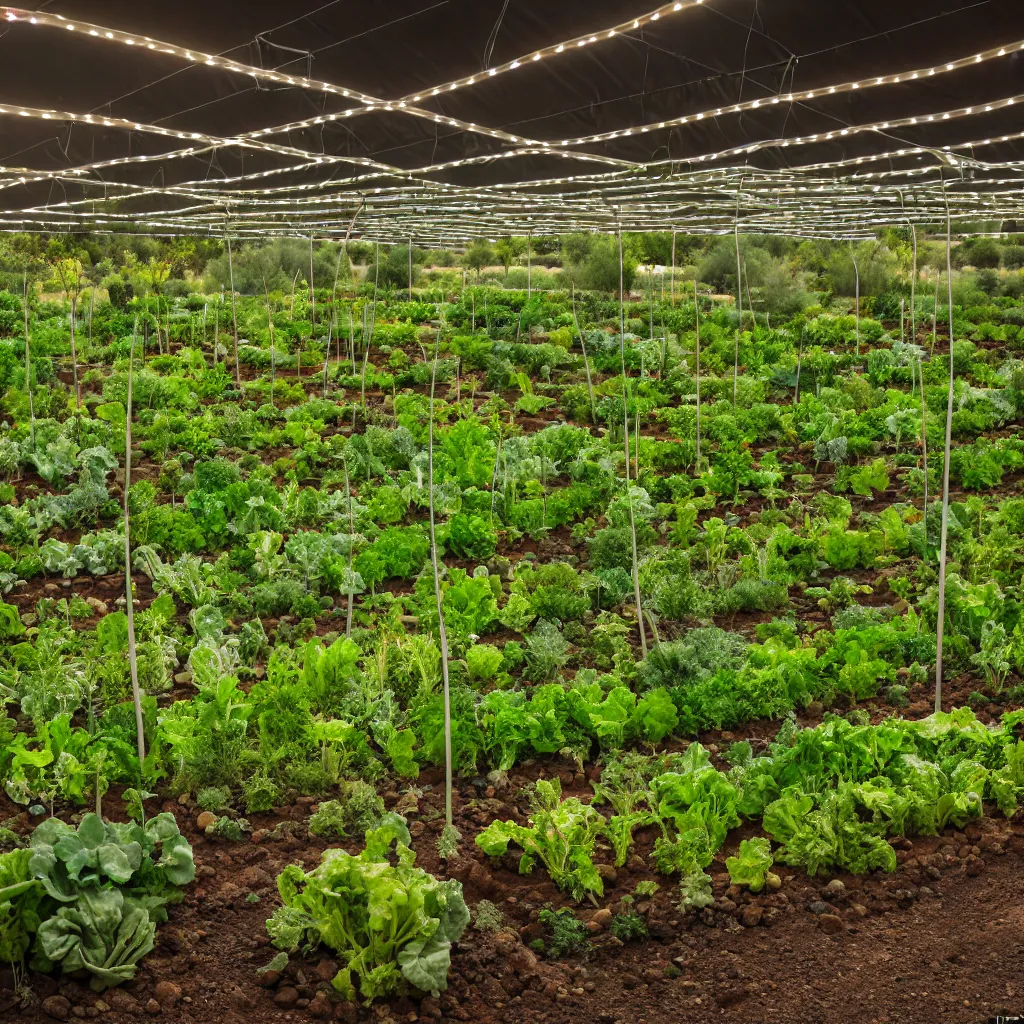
left=3, top=741, right=1023, bottom=1024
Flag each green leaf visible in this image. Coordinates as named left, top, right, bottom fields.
left=398, top=931, right=452, bottom=995
left=725, top=837, right=774, bottom=892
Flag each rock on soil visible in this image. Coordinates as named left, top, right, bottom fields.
left=41, top=996, right=70, bottom=1021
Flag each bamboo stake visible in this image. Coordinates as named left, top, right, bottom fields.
left=910, top=224, right=918, bottom=344
left=88, top=281, right=95, bottom=351
left=344, top=459, right=355, bottom=638
left=619, top=225, right=647, bottom=658
left=322, top=316, right=334, bottom=400
left=527, top=230, right=532, bottom=301
left=852, top=245, right=860, bottom=357
left=570, top=283, right=596, bottom=424
left=934, top=195, right=956, bottom=714
left=670, top=229, right=676, bottom=306
left=309, top=232, right=316, bottom=333
left=918, top=356, right=928, bottom=543
left=69, top=292, right=81, bottom=410
left=733, top=196, right=742, bottom=409
left=694, top=280, right=701, bottom=468
left=427, top=327, right=456, bottom=848
left=125, top=321, right=146, bottom=777
left=409, top=236, right=414, bottom=303
left=23, top=274, right=35, bottom=447
left=932, top=268, right=939, bottom=356
left=361, top=242, right=380, bottom=418
left=226, top=229, right=240, bottom=386
left=795, top=331, right=803, bottom=405
left=263, top=278, right=276, bottom=408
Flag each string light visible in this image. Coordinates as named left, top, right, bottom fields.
left=0, top=4, right=1022, bottom=241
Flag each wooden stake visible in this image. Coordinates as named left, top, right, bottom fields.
left=125, top=321, right=146, bottom=777
left=934, top=195, right=956, bottom=714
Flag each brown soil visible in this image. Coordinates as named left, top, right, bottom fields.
left=3, top=762, right=1022, bottom=1024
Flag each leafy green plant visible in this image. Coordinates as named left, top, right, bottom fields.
left=536, top=907, right=592, bottom=958
left=476, top=778, right=606, bottom=901
left=266, top=814, right=469, bottom=1002
left=308, top=782, right=385, bottom=839
left=725, top=837, right=774, bottom=892
left=12, top=813, right=196, bottom=990
left=609, top=908, right=648, bottom=942
left=848, top=458, right=890, bottom=498
left=471, top=899, right=504, bottom=932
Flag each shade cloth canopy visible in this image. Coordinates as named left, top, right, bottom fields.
left=0, top=0, right=1022, bottom=241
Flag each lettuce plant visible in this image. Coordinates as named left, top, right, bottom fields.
left=267, top=814, right=469, bottom=1002
left=725, top=837, right=774, bottom=892
left=476, top=778, right=606, bottom=901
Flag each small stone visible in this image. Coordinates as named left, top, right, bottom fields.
left=93, top=1001, right=109, bottom=1013
left=806, top=701, right=824, bottom=718
left=42, top=995, right=71, bottom=1021
left=595, top=864, right=618, bottom=884
left=818, top=914, right=844, bottom=935
left=416, top=996, right=441, bottom=1021
left=315, top=959, right=340, bottom=983
left=256, top=970, right=281, bottom=988
left=824, top=879, right=846, bottom=897
left=227, top=986, right=253, bottom=1010
left=145, top=999, right=161, bottom=1016
left=153, top=982, right=181, bottom=1008
left=309, top=992, right=333, bottom=1019
left=964, top=855, right=985, bottom=877
left=196, top=811, right=218, bottom=830
left=764, top=872, right=781, bottom=891
left=739, top=904, right=762, bottom=928
left=808, top=900, right=830, bottom=916
left=274, top=986, right=300, bottom=1008
left=107, top=990, right=139, bottom=1014
left=591, top=908, right=613, bottom=929
left=173, top=671, right=192, bottom=685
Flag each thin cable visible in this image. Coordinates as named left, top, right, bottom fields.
left=482, top=0, right=511, bottom=71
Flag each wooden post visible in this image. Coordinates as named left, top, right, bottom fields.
left=226, top=229, right=240, bottom=386
left=934, top=197, right=956, bottom=714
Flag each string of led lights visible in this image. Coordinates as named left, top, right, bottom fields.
left=0, top=4, right=1022, bottom=242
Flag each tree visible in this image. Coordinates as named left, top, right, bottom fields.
left=463, top=241, right=494, bottom=280
left=494, top=237, right=525, bottom=278
left=581, top=236, right=636, bottom=294
left=1002, top=245, right=1024, bottom=270
left=954, top=237, right=1002, bottom=270
left=52, top=256, right=86, bottom=407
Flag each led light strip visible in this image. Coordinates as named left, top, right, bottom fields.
left=0, top=6, right=592, bottom=154
left=390, top=1, right=709, bottom=104
left=11, top=172, right=1023, bottom=230
left=5, top=1, right=1023, bottom=207
left=553, top=40, right=1024, bottom=149
left=227, top=30, right=1024, bottom=155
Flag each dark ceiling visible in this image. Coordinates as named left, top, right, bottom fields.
left=0, top=0, right=1021, bottom=238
